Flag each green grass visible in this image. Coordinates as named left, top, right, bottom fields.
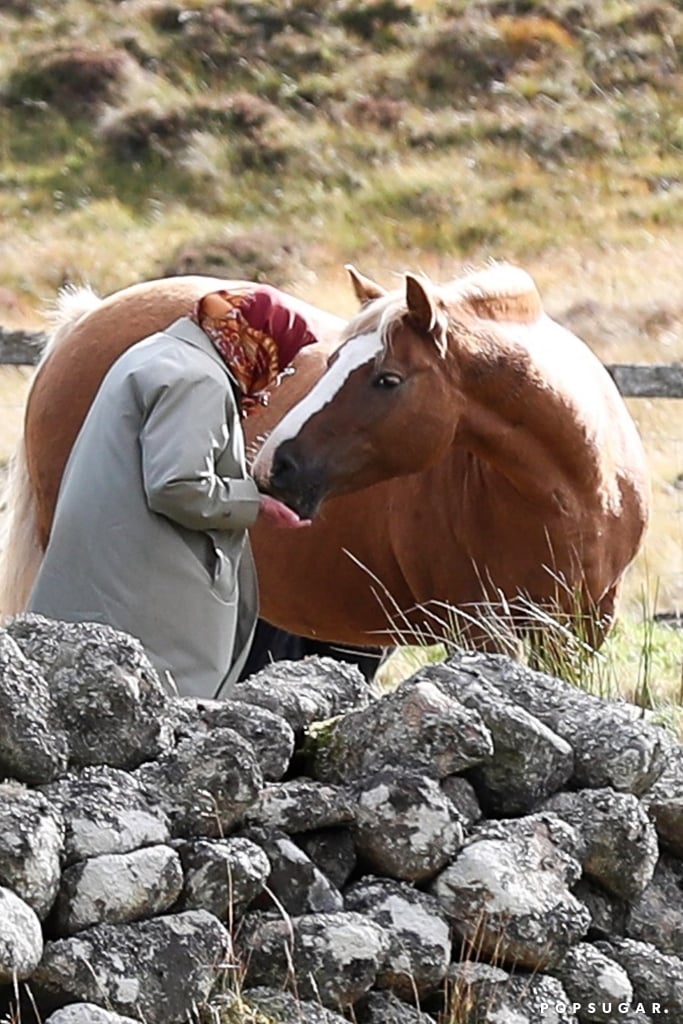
left=2, top=0, right=683, bottom=299
left=377, top=588, right=683, bottom=740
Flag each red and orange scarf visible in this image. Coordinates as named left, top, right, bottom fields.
left=191, top=288, right=317, bottom=416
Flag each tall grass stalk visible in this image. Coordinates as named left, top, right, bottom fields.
left=357, top=549, right=683, bottom=735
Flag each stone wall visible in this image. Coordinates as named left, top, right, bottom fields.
left=1, top=613, right=682, bottom=1024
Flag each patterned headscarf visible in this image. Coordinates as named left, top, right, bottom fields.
left=191, top=287, right=317, bottom=415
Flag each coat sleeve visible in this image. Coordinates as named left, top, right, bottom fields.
left=135, top=360, right=261, bottom=532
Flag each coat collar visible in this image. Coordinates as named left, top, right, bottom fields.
left=164, top=316, right=242, bottom=394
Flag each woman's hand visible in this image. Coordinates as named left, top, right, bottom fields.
left=258, top=493, right=312, bottom=529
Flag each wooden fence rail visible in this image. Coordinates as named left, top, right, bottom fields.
left=0, top=328, right=47, bottom=366
left=0, top=327, right=682, bottom=398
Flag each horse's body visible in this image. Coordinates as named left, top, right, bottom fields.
left=0, top=266, right=650, bottom=652
left=253, top=263, right=650, bottom=647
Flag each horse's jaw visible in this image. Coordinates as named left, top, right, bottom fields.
left=254, top=438, right=328, bottom=521
left=260, top=480, right=325, bottom=522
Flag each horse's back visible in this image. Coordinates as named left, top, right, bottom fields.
left=25, top=276, right=343, bottom=546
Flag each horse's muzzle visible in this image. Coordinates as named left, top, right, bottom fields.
left=266, top=439, right=328, bottom=520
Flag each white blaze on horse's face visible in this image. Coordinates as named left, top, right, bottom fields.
left=252, top=330, right=383, bottom=481
left=252, top=269, right=459, bottom=519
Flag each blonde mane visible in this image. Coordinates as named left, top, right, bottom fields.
left=446, top=263, right=542, bottom=323
left=340, top=262, right=542, bottom=353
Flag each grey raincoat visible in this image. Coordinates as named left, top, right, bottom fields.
left=28, top=316, right=260, bottom=699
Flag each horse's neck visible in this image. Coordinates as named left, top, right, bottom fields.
left=451, top=315, right=618, bottom=504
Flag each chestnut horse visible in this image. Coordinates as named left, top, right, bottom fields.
left=252, top=262, right=650, bottom=649
left=0, top=263, right=649, bottom=654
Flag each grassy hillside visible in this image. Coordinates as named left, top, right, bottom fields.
left=3, top=0, right=683, bottom=707
left=2, top=0, right=683, bottom=301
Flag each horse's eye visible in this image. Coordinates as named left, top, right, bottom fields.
left=372, top=371, right=403, bottom=390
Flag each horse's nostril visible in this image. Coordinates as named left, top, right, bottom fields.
left=270, top=446, right=300, bottom=491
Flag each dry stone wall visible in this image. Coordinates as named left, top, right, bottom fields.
left=0, top=613, right=682, bottom=1024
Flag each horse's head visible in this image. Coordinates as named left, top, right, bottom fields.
left=252, top=266, right=460, bottom=519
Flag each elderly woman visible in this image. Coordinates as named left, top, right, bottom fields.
left=27, top=286, right=316, bottom=698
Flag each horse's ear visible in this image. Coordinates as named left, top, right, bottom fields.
left=345, top=264, right=386, bottom=307
left=405, top=274, right=448, bottom=358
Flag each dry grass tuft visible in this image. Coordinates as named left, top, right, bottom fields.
left=4, top=46, right=137, bottom=114
left=164, top=229, right=308, bottom=288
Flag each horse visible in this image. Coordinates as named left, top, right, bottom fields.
left=251, top=262, right=650, bottom=651
left=0, top=263, right=649, bottom=660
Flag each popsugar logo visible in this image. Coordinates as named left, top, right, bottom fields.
left=539, top=1002, right=668, bottom=1016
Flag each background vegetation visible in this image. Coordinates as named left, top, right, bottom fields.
left=3, top=0, right=683, bottom=707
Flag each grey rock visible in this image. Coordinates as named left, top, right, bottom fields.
left=597, top=1016, right=651, bottom=1024
left=646, top=797, right=683, bottom=858
left=297, top=828, right=357, bottom=889
left=415, top=663, right=574, bottom=813
left=0, top=886, right=43, bottom=983
left=595, top=937, right=683, bottom=1016
left=344, top=877, right=450, bottom=997
left=241, top=910, right=390, bottom=1008
left=0, top=781, right=63, bottom=919
left=471, top=812, right=585, bottom=874
left=642, top=744, right=683, bottom=856
left=177, top=837, right=270, bottom=922
left=491, top=974, right=579, bottom=1023
left=431, top=814, right=589, bottom=969
left=549, top=942, right=633, bottom=1023
left=573, top=878, right=627, bottom=941
left=309, top=680, right=493, bottom=785
left=445, top=652, right=667, bottom=795
left=243, top=829, right=343, bottom=914
left=595, top=1017, right=651, bottom=1024
left=244, top=987, right=349, bottom=1023
left=172, top=695, right=295, bottom=781
left=231, top=656, right=373, bottom=737
left=43, top=626, right=172, bottom=770
left=626, top=854, right=683, bottom=956
left=439, top=775, right=482, bottom=828
left=540, top=788, right=658, bottom=900
left=0, top=631, right=68, bottom=784
left=354, top=770, right=464, bottom=882
left=33, top=910, right=230, bottom=1024
left=136, top=727, right=262, bottom=837
left=44, top=1005, right=140, bottom=1024
left=244, top=778, right=356, bottom=832
left=447, top=965, right=580, bottom=1023
left=7, top=614, right=142, bottom=671
left=41, top=765, right=170, bottom=865
left=446, top=960, right=511, bottom=1018
left=54, top=844, right=183, bottom=936
left=358, top=990, right=438, bottom=1023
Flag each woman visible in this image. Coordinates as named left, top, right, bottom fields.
left=27, top=286, right=316, bottom=698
